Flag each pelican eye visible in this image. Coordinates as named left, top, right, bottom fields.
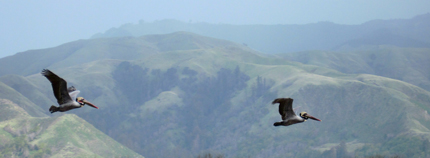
left=76, top=97, right=85, bottom=105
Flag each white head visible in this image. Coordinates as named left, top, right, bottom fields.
left=299, top=112, right=321, bottom=121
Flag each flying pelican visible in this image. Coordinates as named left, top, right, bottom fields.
left=41, top=69, right=98, bottom=113
left=272, top=98, right=321, bottom=126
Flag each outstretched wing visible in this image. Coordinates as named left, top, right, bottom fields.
left=272, top=98, right=296, bottom=120
left=67, top=86, right=80, bottom=101
left=68, top=89, right=80, bottom=101
left=41, top=69, right=72, bottom=105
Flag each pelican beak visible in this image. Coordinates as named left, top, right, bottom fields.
left=307, top=114, right=321, bottom=121
left=83, top=99, right=99, bottom=109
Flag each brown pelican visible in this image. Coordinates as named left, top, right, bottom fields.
left=272, top=98, right=321, bottom=126
left=41, top=69, right=98, bottom=113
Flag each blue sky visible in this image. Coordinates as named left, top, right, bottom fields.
left=1, top=0, right=429, bottom=58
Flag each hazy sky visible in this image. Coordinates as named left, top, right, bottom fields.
left=1, top=0, right=429, bottom=58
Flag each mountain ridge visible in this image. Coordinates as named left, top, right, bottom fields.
left=91, top=13, right=430, bottom=54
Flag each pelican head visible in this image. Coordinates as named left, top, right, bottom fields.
left=299, top=112, right=321, bottom=121
left=76, top=97, right=99, bottom=109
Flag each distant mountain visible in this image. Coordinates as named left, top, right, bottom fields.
left=0, top=32, right=258, bottom=77
left=91, top=13, right=430, bottom=54
left=335, top=28, right=430, bottom=49
left=2, top=32, right=430, bottom=157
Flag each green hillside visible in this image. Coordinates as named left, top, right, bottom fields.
left=1, top=32, right=430, bottom=157
left=0, top=80, right=143, bottom=157
left=0, top=100, right=143, bottom=157
left=0, top=99, right=30, bottom=122
left=0, top=75, right=55, bottom=113
left=0, top=81, right=46, bottom=117
left=277, top=46, right=430, bottom=91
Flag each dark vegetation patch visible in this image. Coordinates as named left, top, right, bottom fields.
left=76, top=61, right=278, bottom=157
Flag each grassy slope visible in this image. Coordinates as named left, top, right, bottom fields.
left=29, top=114, right=142, bottom=157
left=277, top=46, right=430, bottom=91
left=0, top=74, right=143, bottom=157
left=3, top=32, right=430, bottom=157
left=0, top=81, right=46, bottom=117
left=0, top=99, right=143, bottom=157
left=0, top=74, right=55, bottom=113
left=0, top=99, right=30, bottom=122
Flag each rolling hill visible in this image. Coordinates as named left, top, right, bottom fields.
left=0, top=81, right=143, bottom=157
left=0, top=80, right=46, bottom=117
left=1, top=32, right=430, bottom=157
left=277, top=46, right=430, bottom=92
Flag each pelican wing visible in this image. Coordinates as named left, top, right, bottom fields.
left=41, top=69, right=73, bottom=105
left=272, top=98, right=296, bottom=120
left=67, top=86, right=80, bottom=101
left=67, top=86, right=77, bottom=93
left=68, top=90, right=81, bottom=101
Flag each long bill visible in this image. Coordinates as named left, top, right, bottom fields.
left=307, top=114, right=321, bottom=121
left=83, top=100, right=99, bottom=109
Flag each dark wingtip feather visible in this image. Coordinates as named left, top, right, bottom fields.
left=272, top=98, right=293, bottom=104
left=272, top=98, right=283, bottom=104
left=41, top=69, right=51, bottom=76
